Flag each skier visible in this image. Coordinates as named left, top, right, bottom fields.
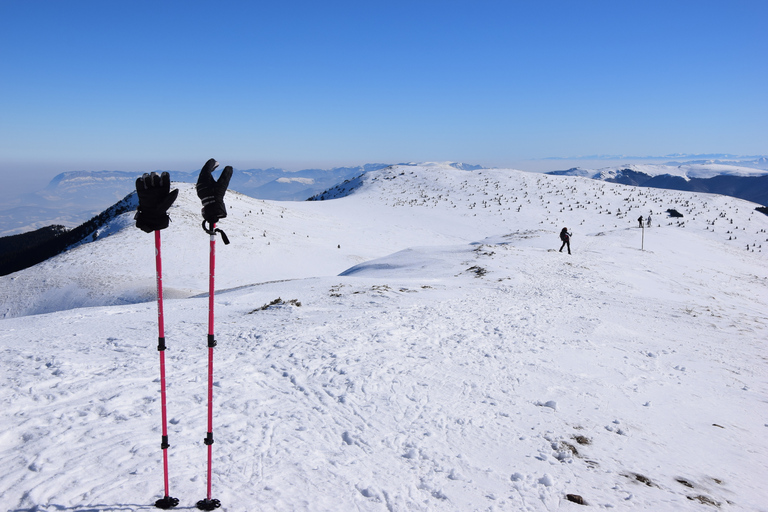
left=646, top=214, right=652, bottom=227
left=559, top=227, right=572, bottom=255
left=638, top=215, right=644, bottom=228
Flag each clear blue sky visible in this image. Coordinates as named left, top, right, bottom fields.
left=1, top=0, right=766, bottom=189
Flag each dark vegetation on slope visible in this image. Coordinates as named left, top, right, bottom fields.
left=0, top=193, right=137, bottom=276
left=307, top=173, right=368, bottom=201
left=0, top=225, right=69, bottom=275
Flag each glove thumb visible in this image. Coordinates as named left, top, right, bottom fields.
left=197, top=159, right=219, bottom=188
left=159, top=188, right=179, bottom=212
left=216, top=166, right=233, bottom=195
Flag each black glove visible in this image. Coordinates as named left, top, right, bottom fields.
left=134, top=172, right=179, bottom=233
left=196, top=158, right=233, bottom=224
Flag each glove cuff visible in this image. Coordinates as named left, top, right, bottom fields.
left=135, top=210, right=171, bottom=232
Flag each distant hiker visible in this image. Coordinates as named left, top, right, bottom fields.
left=559, top=227, right=572, bottom=255
left=638, top=215, right=644, bottom=228
left=646, top=215, right=652, bottom=227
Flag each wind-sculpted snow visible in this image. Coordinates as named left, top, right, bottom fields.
left=1, top=164, right=767, bottom=510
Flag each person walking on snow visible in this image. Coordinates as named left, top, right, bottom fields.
left=646, top=214, right=652, bottom=227
left=559, top=227, right=572, bottom=254
left=638, top=215, right=644, bottom=228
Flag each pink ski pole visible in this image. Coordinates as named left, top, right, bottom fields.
left=197, top=221, right=226, bottom=511
left=154, top=230, right=179, bottom=509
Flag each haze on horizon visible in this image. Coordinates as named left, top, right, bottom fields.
left=1, top=1, right=766, bottom=195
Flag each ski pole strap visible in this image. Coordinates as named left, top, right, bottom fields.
left=201, top=220, right=230, bottom=245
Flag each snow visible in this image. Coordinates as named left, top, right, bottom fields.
left=1, top=164, right=767, bottom=511
left=276, top=177, right=315, bottom=185
left=584, top=163, right=768, bottom=181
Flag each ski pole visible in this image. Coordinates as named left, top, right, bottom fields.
left=194, top=159, right=231, bottom=510
left=134, top=171, right=179, bottom=508
left=197, top=221, right=226, bottom=511
left=154, top=230, right=179, bottom=510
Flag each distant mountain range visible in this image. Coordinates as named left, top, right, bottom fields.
left=0, top=162, right=491, bottom=237
left=2, top=158, right=767, bottom=241
left=548, top=163, right=768, bottom=207
left=543, top=154, right=768, bottom=168
left=0, top=164, right=391, bottom=236
left=0, top=162, right=488, bottom=274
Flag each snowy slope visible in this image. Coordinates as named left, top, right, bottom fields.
left=4, top=164, right=766, bottom=319
left=1, top=164, right=767, bottom=511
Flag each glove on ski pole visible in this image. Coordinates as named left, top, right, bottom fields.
left=135, top=174, right=179, bottom=509
left=195, top=159, right=232, bottom=510
left=196, top=159, right=233, bottom=225
left=135, top=172, right=179, bottom=233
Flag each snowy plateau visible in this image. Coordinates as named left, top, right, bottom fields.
left=1, top=163, right=767, bottom=511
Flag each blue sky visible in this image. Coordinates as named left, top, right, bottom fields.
left=1, top=0, right=766, bottom=190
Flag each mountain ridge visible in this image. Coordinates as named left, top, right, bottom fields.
left=549, top=164, right=768, bottom=206
left=0, top=164, right=393, bottom=236
left=2, top=163, right=766, bottom=317
left=3, top=160, right=768, bottom=236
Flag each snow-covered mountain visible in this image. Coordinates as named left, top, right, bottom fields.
left=549, top=163, right=768, bottom=207
left=0, top=164, right=393, bottom=236
left=2, top=159, right=766, bottom=237
left=1, top=163, right=767, bottom=510
left=544, top=154, right=768, bottom=170
left=550, top=162, right=768, bottom=180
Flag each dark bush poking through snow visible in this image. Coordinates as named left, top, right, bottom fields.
left=667, top=208, right=684, bottom=218
left=467, top=265, right=487, bottom=277
left=249, top=297, right=302, bottom=313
